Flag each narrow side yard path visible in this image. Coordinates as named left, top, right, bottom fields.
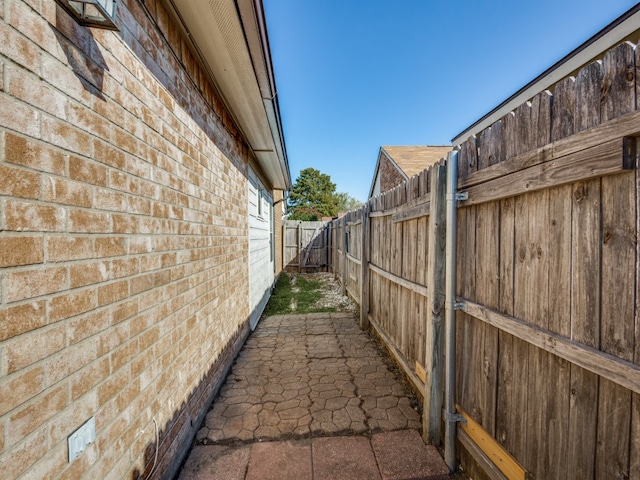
left=178, top=311, right=450, bottom=479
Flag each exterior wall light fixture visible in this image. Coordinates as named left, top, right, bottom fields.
left=55, top=0, right=118, bottom=30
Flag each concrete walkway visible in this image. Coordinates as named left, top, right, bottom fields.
left=177, top=312, right=450, bottom=479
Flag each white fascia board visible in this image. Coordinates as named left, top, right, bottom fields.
left=368, top=148, right=384, bottom=199
left=238, top=0, right=291, bottom=190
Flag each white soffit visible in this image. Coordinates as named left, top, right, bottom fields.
left=167, top=0, right=289, bottom=189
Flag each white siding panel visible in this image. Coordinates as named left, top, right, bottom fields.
left=248, top=167, right=274, bottom=329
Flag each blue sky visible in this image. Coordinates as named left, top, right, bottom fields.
left=263, top=0, right=639, bottom=201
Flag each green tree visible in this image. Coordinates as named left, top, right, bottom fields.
left=336, top=192, right=363, bottom=212
left=288, top=168, right=341, bottom=220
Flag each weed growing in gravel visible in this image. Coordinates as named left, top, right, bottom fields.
left=264, top=273, right=336, bottom=315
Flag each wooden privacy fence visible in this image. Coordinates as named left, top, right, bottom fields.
left=331, top=161, right=448, bottom=445
left=330, top=40, right=640, bottom=480
left=283, top=220, right=331, bottom=272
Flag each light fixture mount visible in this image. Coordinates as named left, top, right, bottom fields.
left=55, top=0, right=118, bottom=31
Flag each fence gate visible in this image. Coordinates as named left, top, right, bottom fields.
left=283, top=220, right=330, bottom=272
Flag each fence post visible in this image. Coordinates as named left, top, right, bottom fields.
left=326, top=223, right=331, bottom=272
left=359, top=203, right=371, bottom=330
left=282, top=222, right=286, bottom=273
left=341, top=215, right=347, bottom=295
left=336, top=220, right=339, bottom=278
left=331, top=219, right=340, bottom=280
left=297, top=222, right=302, bottom=273
left=444, top=150, right=460, bottom=471
left=423, top=163, right=447, bottom=444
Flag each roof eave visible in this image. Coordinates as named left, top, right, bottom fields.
left=236, top=0, right=291, bottom=190
left=162, top=0, right=291, bottom=190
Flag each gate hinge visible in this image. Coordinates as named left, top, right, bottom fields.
left=453, top=302, right=466, bottom=311
left=455, top=191, right=469, bottom=201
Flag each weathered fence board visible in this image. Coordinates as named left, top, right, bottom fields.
left=564, top=55, right=603, bottom=479
left=475, top=201, right=498, bottom=442
left=423, top=164, right=446, bottom=443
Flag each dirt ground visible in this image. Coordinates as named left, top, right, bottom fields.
left=291, top=272, right=359, bottom=313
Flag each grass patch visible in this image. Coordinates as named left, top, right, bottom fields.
left=264, top=273, right=336, bottom=316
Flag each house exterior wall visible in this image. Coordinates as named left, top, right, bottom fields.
left=379, top=154, right=406, bottom=194
left=0, top=1, right=259, bottom=479
left=248, top=165, right=274, bottom=329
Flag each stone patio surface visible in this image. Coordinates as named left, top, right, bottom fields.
left=177, top=312, right=450, bottom=479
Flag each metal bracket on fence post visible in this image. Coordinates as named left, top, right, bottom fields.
left=445, top=410, right=467, bottom=426
left=454, top=302, right=466, bottom=311
left=446, top=192, right=468, bottom=202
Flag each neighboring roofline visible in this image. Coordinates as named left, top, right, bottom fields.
left=368, top=145, right=453, bottom=198
left=381, top=147, right=410, bottom=180
left=452, top=3, right=640, bottom=145
left=368, top=147, right=408, bottom=198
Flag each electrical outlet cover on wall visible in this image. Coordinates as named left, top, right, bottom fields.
left=68, top=417, right=96, bottom=462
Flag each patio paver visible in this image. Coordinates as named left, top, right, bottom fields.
left=178, top=312, right=451, bottom=479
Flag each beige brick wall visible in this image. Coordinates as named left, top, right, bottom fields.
left=0, top=1, right=257, bottom=478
